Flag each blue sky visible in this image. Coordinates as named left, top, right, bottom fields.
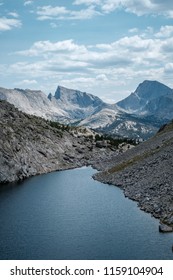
left=1, top=0, right=173, bottom=102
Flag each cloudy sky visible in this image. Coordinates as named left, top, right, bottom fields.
left=1, top=0, right=173, bottom=102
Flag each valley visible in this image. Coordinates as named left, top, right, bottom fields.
left=1, top=80, right=173, bottom=231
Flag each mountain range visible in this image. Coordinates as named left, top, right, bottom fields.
left=0, top=80, right=172, bottom=139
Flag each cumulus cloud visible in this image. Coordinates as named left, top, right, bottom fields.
left=17, top=39, right=87, bottom=56
left=14, top=31, right=170, bottom=73
left=72, top=0, right=173, bottom=18
left=36, top=5, right=101, bottom=21
left=9, top=24, right=173, bottom=95
left=32, top=1, right=173, bottom=23
left=155, top=25, right=173, bottom=38
left=0, top=17, right=22, bottom=31
left=99, top=0, right=173, bottom=17
left=37, top=6, right=69, bottom=20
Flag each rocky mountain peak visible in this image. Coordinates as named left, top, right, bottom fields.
left=135, top=80, right=173, bottom=100
left=54, top=85, right=104, bottom=108
left=117, top=80, right=173, bottom=116
left=48, top=92, right=53, bottom=101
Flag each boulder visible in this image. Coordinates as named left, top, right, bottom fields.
left=159, top=224, right=173, bottom=233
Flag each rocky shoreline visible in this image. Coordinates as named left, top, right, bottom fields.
left=94, top=122, right=173, bottom=231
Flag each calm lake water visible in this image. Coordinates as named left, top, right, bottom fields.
left=0, top=166, right=173, bottom=260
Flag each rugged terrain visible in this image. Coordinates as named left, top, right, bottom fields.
left=0, top=100, right=117, bottom=184
left=117, top=80, right=173, bottom=118
left=0, top=80, right=172, bottom=139
left=1, top=99, right=173, bottom=231
left=94, top=121, right=173, bottom=229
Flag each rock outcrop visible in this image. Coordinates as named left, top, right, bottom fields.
left=117, top=80, right=173, bottom=119
left=0, top=100, right=115, bottom=184
left=94, top=121, right=173, bottom=227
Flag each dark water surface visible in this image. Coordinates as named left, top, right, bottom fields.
left=0, top=166, right=173, bottom=260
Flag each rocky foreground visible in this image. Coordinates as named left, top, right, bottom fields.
left=94, top=122, right=173, bottom=230
left=0, top=100, right=116, bottom=183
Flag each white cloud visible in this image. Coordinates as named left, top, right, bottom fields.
left=0, top=17, right=22, bottom=31
left=8, top=24, right=173, bottom=96
left=96, top=74, right=108, bottom=81
left=37, top=6, right=69, bottom=20
left=73, top=0, right=101, bottom=5
left=129, top=0, right=173, bottom=17
left=155, top=25, right=173, bottom=38
left=120, top=0, right=156, bottom=16
left=24, top=1, right=33, bottom=6
left=70, top=6, right=101, bottom=19
left=8, top=12, right=19, bottom=18
left=32, top=1, right=173, bottom=23
left=129, top=28, right=139, bottom=33
left=36, top=5, right=101, bottom=21
left=14, top=40, right=134, bottom=77
left=164, top=63, right=173, bottom=74
left=14, top=33, right=169, bottom=75
left=160, top=37, right=173, bottom=53
left=101, top=0, right=122, bottom=13
left=17, top=39, right=87, bottom=56
left=73, top=0, right=173, bottom=18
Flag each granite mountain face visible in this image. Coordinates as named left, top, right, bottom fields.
left=48, top=85, right=107, bottom=121
left=78, top=80, right=173, bottom=139
left=0, top=85, right=107, bottom=123
left=117, top=80, right=173, bottom=118
left=0, top=87, right=67, bottom=121
left=0, top=80, right=173, bottom=139
left=89, top=80, right=173, bottom=139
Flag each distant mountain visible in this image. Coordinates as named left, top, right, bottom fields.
left=79, top=109, right=164, bottom=140
left=0, top=87, right=67, bottom=121
left=0, top=80, right=172, bottom=139
left=48, top=85, right=106, bottom=121
left=79, top=107, right=121, bottom=129
left=117, top=80, right=173, bottom=119
left=0, top=86, right=107, bottom=123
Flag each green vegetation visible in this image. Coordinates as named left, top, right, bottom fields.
left=95, top=133, right=136, bottom=147
left=47, top=120, right=71, bottom=133
left=108, top=145, right=162, bottom=174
